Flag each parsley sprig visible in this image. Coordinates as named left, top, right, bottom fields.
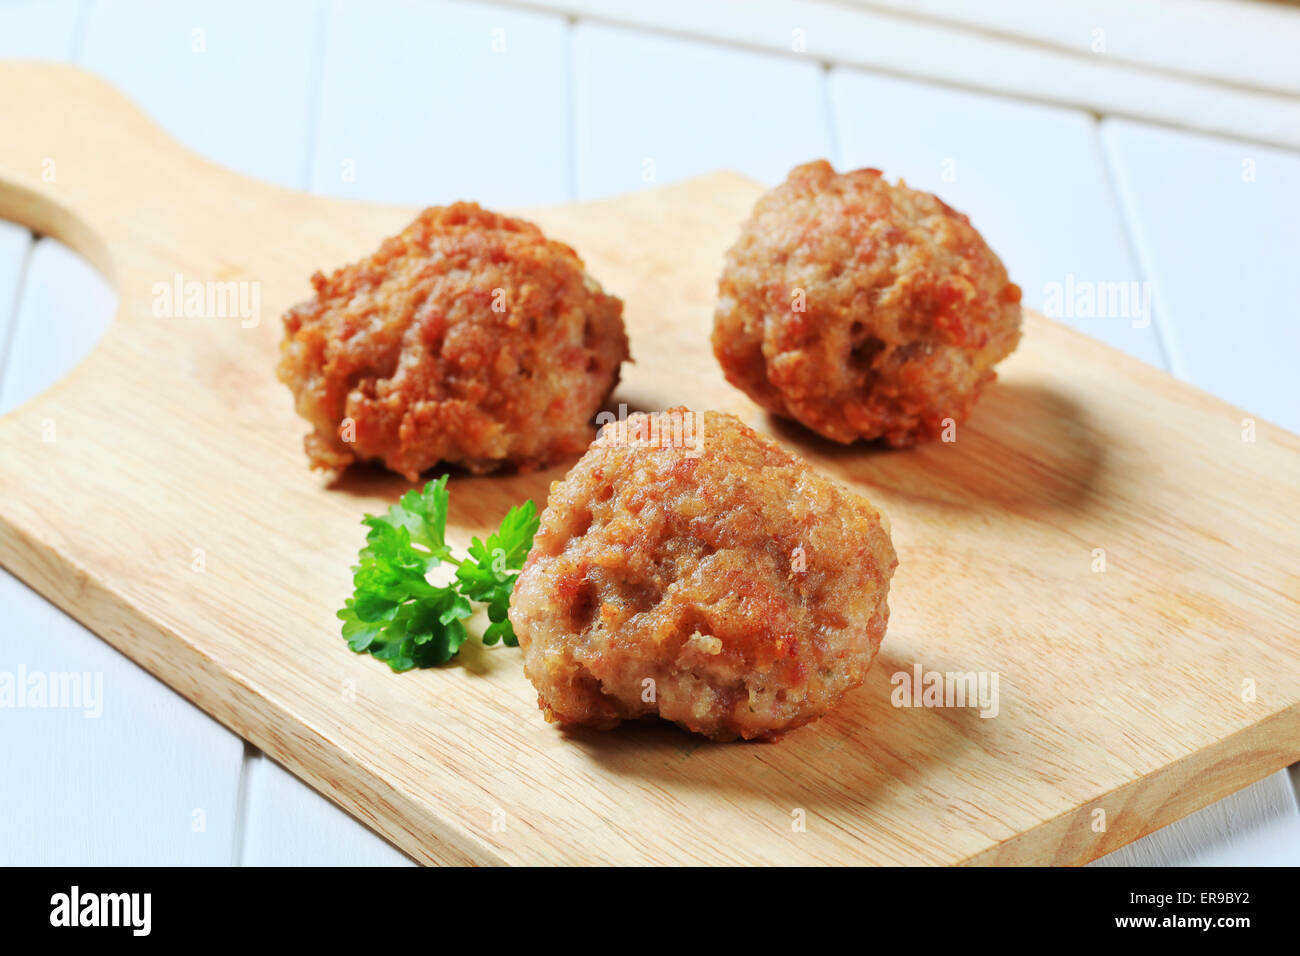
left=337, top=476, right=540, bottom=671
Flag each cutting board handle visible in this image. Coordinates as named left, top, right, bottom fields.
left=0, top=62, right=213, bottom=285
left=0, top=60, right=401, bottom=375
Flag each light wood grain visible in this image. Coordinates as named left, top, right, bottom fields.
left=0, top=62, right=1296, bottom=865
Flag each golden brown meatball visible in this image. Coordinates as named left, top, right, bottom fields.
left=509, top=408, right=897, bottom=741
left=278, top=203, right=629, bottom=479
left=712, top=160, right=1022, bottom=446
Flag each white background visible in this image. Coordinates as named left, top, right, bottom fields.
left=0, top=0, right=1297, bottom=865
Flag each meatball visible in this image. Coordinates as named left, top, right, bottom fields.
left=278, top=202, right=629, bottom=479
left=509, top=408, right=897, bottom=741
left=712, top=160, right=1022, bottom=446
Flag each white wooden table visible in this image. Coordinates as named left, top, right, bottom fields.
left=1, top=0, right=1297, bottom=866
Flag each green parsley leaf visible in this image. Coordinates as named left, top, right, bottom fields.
left=337, top=477, right=539, bottom=670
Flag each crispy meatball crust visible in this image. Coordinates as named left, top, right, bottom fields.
left=509, top=408, right=897, bottom=741
left=712, top=160, right=1022, bottom=446
left=278, top=203, right=629, bottom=479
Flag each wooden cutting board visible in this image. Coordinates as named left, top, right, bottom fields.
left=1, top=62, right=1296, bottom=866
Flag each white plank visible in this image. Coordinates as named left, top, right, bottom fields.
left=515, top=0, right=1300, bottom=150
left=0, top=0, right=82, bottom=59
left=829, top=68, right=1165, bottom=368
left=0, top=237, right=115, bottom=413
left=77, top=0, right=320, bottom=188
left=310, top=0, right=571, bottom=205
left=572, top=22, right=833, bottom=199
left=0, top=223, right=31, bottom=373
left=1102, top=119, right=1300, bottom=432
left=851, top=0, right=1300, bottom=98
left=1093, top=770, right=1300, bottom=866
left=239, top=758, right=414, bottom=866
left=0, top=235, right=246, bottom=865
left=0, top=570, right=245, bottom=864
